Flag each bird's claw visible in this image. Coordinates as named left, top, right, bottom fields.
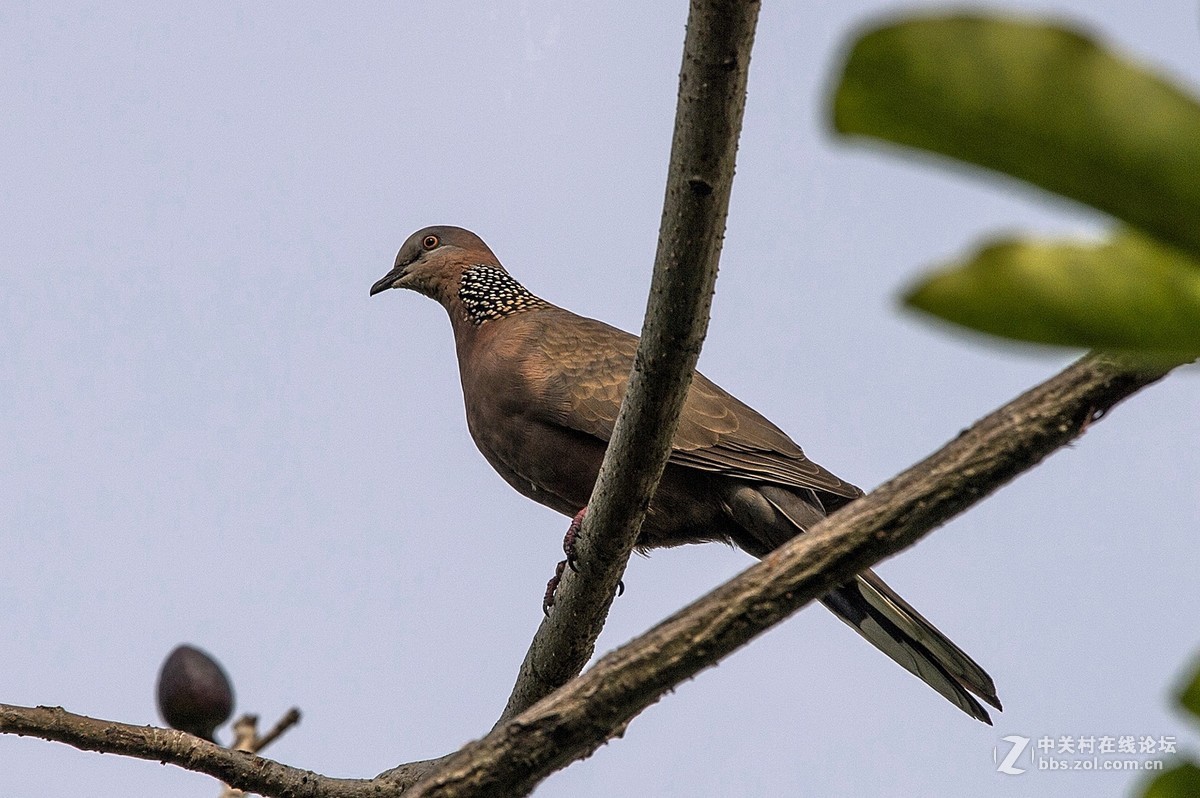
left=545, top=507, right=627, bottom=615
left=543, top=559, right=567, bottom=617
left=543, top=565, right=625, bottom=616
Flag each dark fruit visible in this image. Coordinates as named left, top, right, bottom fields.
left=156, top=644, right=235, bottom=742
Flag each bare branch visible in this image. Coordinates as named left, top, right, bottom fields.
left=497, top=0, right=762, bottom=726
left=401, top=352, right=1178, bottom=798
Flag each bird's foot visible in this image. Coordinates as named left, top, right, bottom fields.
left=543, top=508, right=586, bottom=615
left=542, top=506, right=627, bottom=615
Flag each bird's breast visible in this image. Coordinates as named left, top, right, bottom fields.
left=456, top=320, right=605, bottom=517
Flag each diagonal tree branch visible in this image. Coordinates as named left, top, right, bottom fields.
left=0, top=354, right=1182, bottom=796
left=496, top=0, right=761, bottom=724
left=399, top=352, right=1179, bottom=798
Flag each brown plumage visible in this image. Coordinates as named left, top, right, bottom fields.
left=371, top=225, right=1001, bottom=723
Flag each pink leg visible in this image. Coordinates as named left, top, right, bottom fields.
left=562, top=506, right=587, bottom=572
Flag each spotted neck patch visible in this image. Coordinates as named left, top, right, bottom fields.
left=458, top=264, right=548, bottom=324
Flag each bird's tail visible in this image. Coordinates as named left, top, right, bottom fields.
left=755, top=484, right=1001, bottom=723
left=820, top=571, right=1001, bottom=723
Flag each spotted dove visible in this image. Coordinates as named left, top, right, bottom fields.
left=370, top=225, right=1001, bottom=723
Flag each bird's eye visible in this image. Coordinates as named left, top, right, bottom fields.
left=422, top=235, right=440, bottom=250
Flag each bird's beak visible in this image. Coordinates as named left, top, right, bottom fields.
left=370, top=264, right=408, bottom=296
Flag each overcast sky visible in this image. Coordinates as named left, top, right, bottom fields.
left=3, top=2, right=1198, bottom=796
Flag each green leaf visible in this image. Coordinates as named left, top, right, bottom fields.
left=1180, top=658, right=1200, bottom=719
left=833, top=14, right=1200, bottom=258
left=904, top=232, right=1200, bottom=356
left=1143, top=762, right=1200, bottom=798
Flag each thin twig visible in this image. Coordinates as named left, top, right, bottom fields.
left=219, top=710, right=303, bottom=798
left=253, top=708, right=302, bottom=754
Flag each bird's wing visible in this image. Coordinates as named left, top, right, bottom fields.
left=669, top=371, right=863, bottom=499
left=534, top=310, right=862, bottom=499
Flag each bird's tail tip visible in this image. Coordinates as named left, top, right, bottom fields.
left=822, top=571, right=1001, bottom=724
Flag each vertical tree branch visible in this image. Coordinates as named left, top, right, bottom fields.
left=496, top=0, right=762, bottom=722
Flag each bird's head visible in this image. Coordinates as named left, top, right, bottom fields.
left=370, top=225, right=502, bottom=305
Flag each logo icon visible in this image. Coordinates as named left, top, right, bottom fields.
left=995, top=735, right=1031, bottom=775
